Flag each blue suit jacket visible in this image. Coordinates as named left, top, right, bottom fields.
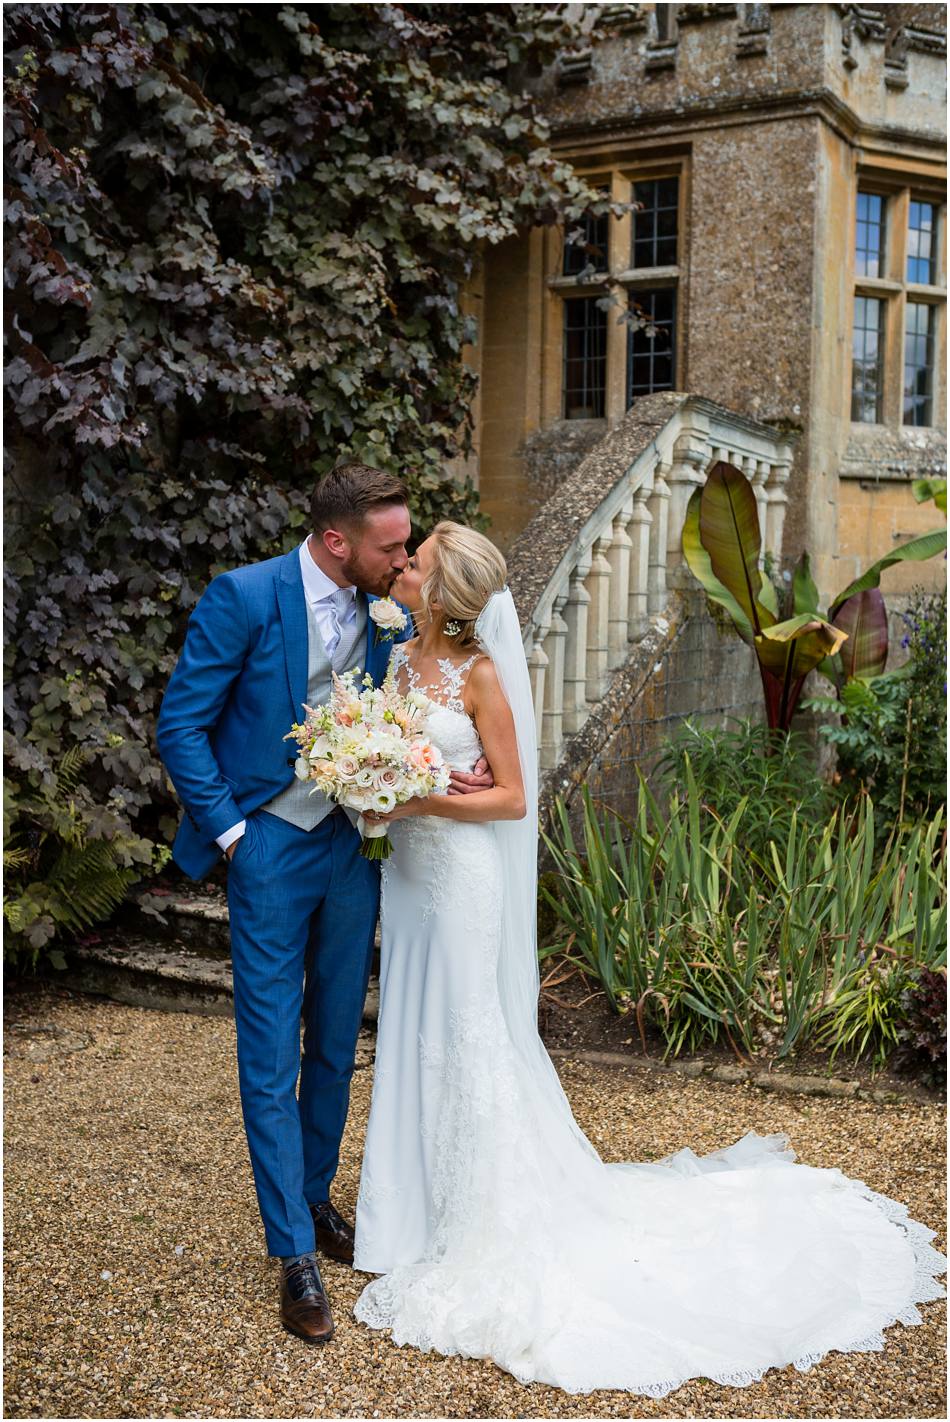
left=156, top=548, right=411, bottom=881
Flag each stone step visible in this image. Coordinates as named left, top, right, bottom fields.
left=126, top=885, right=231, bottom=954
left=127, top=885, right=383, bottom=962
left=59, top=930, right=380, bottom=1025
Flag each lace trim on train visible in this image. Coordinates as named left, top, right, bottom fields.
left=355, top=1157, right=947, bottom=1398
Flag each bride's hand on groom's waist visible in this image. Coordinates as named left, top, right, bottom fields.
left=447, top=757, right=494, bottom=795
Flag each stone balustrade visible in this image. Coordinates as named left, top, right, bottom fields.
left=507, top=393, right=794, bottom=775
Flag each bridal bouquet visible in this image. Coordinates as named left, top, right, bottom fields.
left=284, top=668, right=449, bottom=860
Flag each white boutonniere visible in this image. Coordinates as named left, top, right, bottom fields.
left=369, top=596, right=408, bottom=645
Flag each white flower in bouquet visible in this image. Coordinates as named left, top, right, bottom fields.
left=283, top=667, right=450, bottom=860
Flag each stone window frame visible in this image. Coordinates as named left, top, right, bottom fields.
left=547, top=155, right=689, bottom=425
left=850, top=171, right=947, bottom=432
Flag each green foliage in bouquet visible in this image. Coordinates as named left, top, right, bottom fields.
left=4, top=3, right=609, bottom=960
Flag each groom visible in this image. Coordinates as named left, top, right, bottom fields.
left=156, top=464, right=489, bottom=1344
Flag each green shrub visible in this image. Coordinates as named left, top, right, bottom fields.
left=805, top=587, right=947, bottom=843
left=655, top=717, right=833, bottom=863
left=540, top=776, right=947, bottom=1070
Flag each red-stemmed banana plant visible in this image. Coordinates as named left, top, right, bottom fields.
left=682, top=461, right=947, bottom=733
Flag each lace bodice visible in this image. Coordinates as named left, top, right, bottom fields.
left=388, top=643, right=484, bottom=772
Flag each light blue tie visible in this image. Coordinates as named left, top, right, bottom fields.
left=326, top=587, right=354, bottom=659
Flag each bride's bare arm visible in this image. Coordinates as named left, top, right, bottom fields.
left=374, top=659, right=526, bottom=825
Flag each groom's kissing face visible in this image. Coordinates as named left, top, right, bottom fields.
left=337, top=503, right=412, bottom=597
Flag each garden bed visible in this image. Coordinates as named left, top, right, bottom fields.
left=538, top=960, right=943, bottom=1105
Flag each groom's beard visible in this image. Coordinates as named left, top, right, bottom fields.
left=340, top=550, right=399, bottom=598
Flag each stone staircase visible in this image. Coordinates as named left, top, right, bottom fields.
left=507, top=391, right=795, bottom=820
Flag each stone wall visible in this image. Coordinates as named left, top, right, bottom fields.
left=470, top=1, right=947, bottom=597
left=540, top=586, right=765, bottom=836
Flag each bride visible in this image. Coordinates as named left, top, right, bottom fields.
left=352, top=520, right=946, bottom=1398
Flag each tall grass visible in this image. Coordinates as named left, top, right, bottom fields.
left=540, top=768, right=947, bottom=1068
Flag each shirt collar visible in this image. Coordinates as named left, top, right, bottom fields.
left=299, top=538, right=357, bottom=609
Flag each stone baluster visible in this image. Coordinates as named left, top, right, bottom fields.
left=527, top=627, right=549, bottom=753
left=647, top=464, right=671, bottom=615
left=540, top=592, right=568, bottom=770
left=627, top=482, right=653, bottom=642
left=765, top=458, right=791, bottom=557
left=562, top=553, right=592, bottom=734
left=585, top=532, right=612, bottom=700
left=607, top=501, right=633, bottom=668
left=666, top=432, right=709, bottom=577
left=749, top=457, right=769, bottom=560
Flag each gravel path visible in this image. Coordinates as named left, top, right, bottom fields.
left=4, top=986, right=946, bottom=1420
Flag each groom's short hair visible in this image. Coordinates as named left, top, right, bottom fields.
left=311, top=463, right=409, bottom=533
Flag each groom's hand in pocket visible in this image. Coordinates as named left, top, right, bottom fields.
left=447, top=757, right=494, bottom=796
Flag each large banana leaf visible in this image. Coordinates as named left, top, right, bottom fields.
left=832, top=588, right=888, bottom=680
left=829, top=529, right=947, bottom=617
left=792, top=551, right=820, bottom=615
left=755, top=615, right=849, bottom=730
left=681, top=486, right=755, bottom=642
left=680, top=461, right=942, bottom=732
left=913, top=478, right=947, bottom=513
left=755, top=614, right=849, bottom=680
left=698, top=462, right=776, bottom=635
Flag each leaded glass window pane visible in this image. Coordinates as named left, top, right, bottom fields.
left=907, top=201, right=936, bottom=285
left=851, top=296, right=885, bottom=423
left=903, top=301, right=935, bottom=426
left=855, top=192, right=886, bottom=278
left=626, top=288, right=676, bottom=403
left=563, top=298, right=607, bottom=418
left=563, top=193, right=609, bottom=276
left=632, top=178, right=679, bottom=269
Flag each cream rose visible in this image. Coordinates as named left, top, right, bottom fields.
left=369, top=597, right=408, bottom=635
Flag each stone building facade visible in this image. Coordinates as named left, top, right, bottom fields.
left=462, top=2, right=947, bottom=612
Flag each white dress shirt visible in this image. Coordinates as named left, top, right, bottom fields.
left=216, top=539, right=357, bottom=854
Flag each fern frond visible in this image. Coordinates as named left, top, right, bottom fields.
left=46, top=839, right=135, bottom=931
left=56, top=745, right=88, bottom=798
left=3, top=898, right=27, bottom=932
left=3, top=845, right=33, bottom=872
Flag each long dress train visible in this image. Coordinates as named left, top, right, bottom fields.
left=353, top=643, right=946, bottom=1398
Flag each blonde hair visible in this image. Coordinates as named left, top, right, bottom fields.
left=421, top=521, right=507, bottom=647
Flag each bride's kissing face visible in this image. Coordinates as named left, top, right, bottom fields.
left=390, top=535, right=434, bottom=614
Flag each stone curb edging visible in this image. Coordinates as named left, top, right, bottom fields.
left=547, top=1046, right=938, bottom=1106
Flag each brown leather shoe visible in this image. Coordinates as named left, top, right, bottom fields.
left=279, top=1254, right=334, bottom=1344
left=310, top=1199, right=355, bottom=1265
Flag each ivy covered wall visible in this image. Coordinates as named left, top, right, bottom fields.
left=3, top=3, right=606, bottom=955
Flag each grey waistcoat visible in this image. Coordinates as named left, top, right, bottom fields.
left=263, top=593, right=368, bottom=830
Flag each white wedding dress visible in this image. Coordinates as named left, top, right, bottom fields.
left=353, top=623, right=946, bottom=1398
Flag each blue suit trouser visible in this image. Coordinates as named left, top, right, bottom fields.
left=225, top=807, right=379, bottom=1257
